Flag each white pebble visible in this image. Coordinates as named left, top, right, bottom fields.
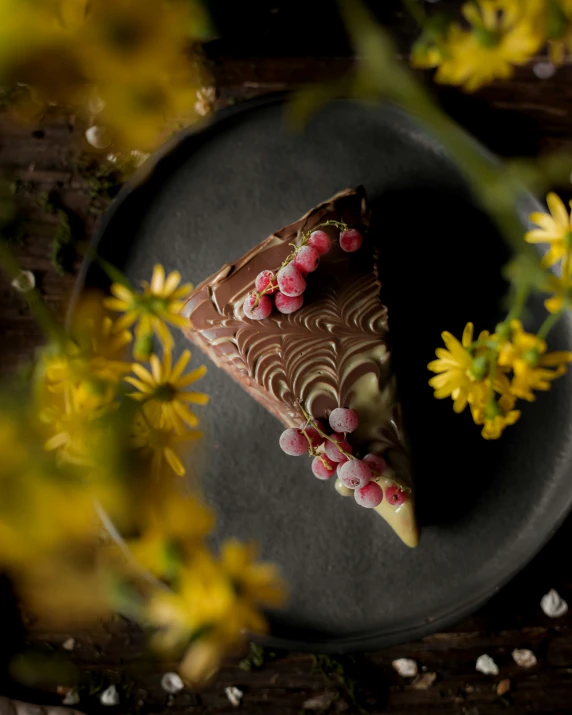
left=512, top=648, right=537, bottom=668
left=533, top=61, right=556, bottom=80
left=100, top=685, right=120, bottom=706
left=541, top=589, right=568, bottom=618
left=63, top=688, right=80, bottom=705
left=62, top=637, right=75, bottom=651
left=161, top=672, right=184, bottom=694
left=475, top=654, right=499, bottom=675
left=392, top=658, right=418, bottom=677
left=86, top=125, right=112, bottom=149
left=225, top=686, right=243, bottom=707
left=11, top=270, right=35, bottom=293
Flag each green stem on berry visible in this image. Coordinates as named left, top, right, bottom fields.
left=298, top=401, right=356, bottom=461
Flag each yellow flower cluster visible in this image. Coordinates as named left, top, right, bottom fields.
left=0, top=0, right=212, bottom=150
left=429, top=192, right=572, bottom=439
left=412, top=0, right=572, bottom=92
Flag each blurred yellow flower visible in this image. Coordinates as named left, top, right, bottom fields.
left=105, top=265, right=192, bottom=355
left=544, top=272, right=572, bottom=313
left=131, top=410, right=201, bottom=477
left=545, top=0, right=572, bottom=64
left=472, top=392, right=521, bottom=440
left=125, top=349, right=208, bottom=433
left=525, top=192, right=572, bottom=269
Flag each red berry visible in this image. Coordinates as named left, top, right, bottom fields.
left=354, top=481, right=383, bottom=508
left=300, top=421, right=326, bottom=448
left=308, top=230, right=332, bottom=256
left=329, top=407, right=359, bottom=433
left=293, top=245, right=320, bottom=275
left=324, top=433, right=353, bottom=463
left=279, top=428, right=308, bottom=456
left=311, top=454, right=337, bottom=480
left=337, top=457, right=349, bottom=476
left=275, top=291, right=303, bottom=314
left=339, top=228, right=363, bottom=253
left=243, top=292, right=272, bottom=320
left=386, top=484, right=407, bottom=507
left=277, top=263, right=306, bottom=297
left=363, top=453, right=386, bottom=475
left=339, top=459, right=372, bottom=490
left=255, top=270, right=278, bottom=294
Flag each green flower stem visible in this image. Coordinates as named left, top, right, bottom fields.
left=537, top=307, right=565, bottom=341
left=402, top=0, right=426, bottom=28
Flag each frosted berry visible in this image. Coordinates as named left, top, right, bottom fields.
left=308, top=230, right=332, bottom=256
left=337, top=457, right=349, bottom=476
left=324, top=433, right=353, bottom=463
left=339, top=459, right=372, bottom=490
left=335, top=478, right=354, bottom=497
left=311, top=454, right=337, bottom=480
left=329, top=407, right=359, bottom=433
left=243, top=292, right=272, bottom=320
left=386, top=485, right=407, bottom=507
left=354, top=481, right=383, bottom=508
left=339, top=228, right=363, bottom=253
left=279, top=428, right=308, bottom=456
left=363, top=453, right=386, bottom=475
left=277, top=263, right=306, bottom=297
left=293, top=245, right=320, bottom=275
left=301, top=421, right=326, bottom=449
left=255, top=270, right=278, bottom=294
left=275, top=291, right=303, bottom=314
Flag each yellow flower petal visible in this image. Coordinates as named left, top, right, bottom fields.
left=150, top=353, right=162, bottom=382
left=164, top=447, right=185, bottom=476
left=171, top=401, right=199, bottom=428
left=111, top=283, right=135, bottom=303
left=177, top=365, right=207, bottom=387
left=462, top=322, right=474, bottom=348
left=180, top=392, right=209, bottom=405
left=547, top=192, right=569, bottom=228
left=162, top=271, right=182, bottom=296
left=151, top=264, right=166, bottom=294
left=171, top=350, right=191, bottom=381
left=132, top=363, right=154, bottom=384
left=125, top=377, right=153, bottom=393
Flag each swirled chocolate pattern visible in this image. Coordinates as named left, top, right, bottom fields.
left=184, top=187, right=418, bottom=547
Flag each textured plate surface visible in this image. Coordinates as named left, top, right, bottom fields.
left=82, top=96, right=572, bottom=652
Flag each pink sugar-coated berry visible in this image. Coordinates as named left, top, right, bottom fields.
left=324, top=433, right=353, bottom=463
left=339, top=459, right=372, bottom=490
left=243, top=292, right=272, bottom=320
left=279, top=428, right=309, bottom=456
left=277, top=263, right=306, bottom=297
left=300, top=421, right=326, bottom=449
left=308, top=230, right=332, bottom=256
left=275, top=291, right=304, bottom=314
left=363, top=453, right=387, bottom=475
left=255, top=270, right=278, bottom=294
left=337, top=457, right=349, bottom=476
left=354, top=481, right=384, bottom=508
left=386, top=484, right=407, bottom=507
left=329, top=407, right=360, bottom=434
left=311, top=454, right=337, bottom=480
left=293, top=245, right=320, bottom=275
left=339, top=228, right=363, bottom=253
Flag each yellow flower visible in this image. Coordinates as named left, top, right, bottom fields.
left=131, top=410, right=201, bottom=477
left=125, top=349, right=208, bottom=433
left=498, top=320, right=572, bottom=400
left=545, top=0, right=572, bottom=65
left=435, top=0, right=543, bottom=92
left=525, top=192, right=572, bottom=269
left=105, top=265, right=192, bottom=354
left=472, top=392, right=521, bottom=440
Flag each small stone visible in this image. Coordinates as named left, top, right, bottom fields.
left=11, top=270, right=35, bottom=293
left=100, top=685, right=120, bottom=706
left=533, top=61, right=556, bottom=80
left=161, top=672, right=184, bottom=694
left=195, top=87, right=216, bottom=117
left=303, top=691, right=337, bottom=710
left=86, top=125, right=112, bottom=149
left=411, top=672, right=436, bottom=690
left=63, top=688, right=80, bottom=705
left=541, top=588, right=568, bottom=618
left=496, top=679, right=511, bottom=696
left=62, top=637, right=75, bottom=651
left=225, top=686, right=243, bottom=707
left=512, top=648, right=537, bottom=668
left=476, top=654, right=499, bottom=676
left=392, top=658, right=418, bottom=677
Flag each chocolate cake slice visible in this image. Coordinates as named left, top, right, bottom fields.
left=183, top=187, right=418, bottom=547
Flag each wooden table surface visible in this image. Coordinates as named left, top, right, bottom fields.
left=3, top=6, right=572, bottom=713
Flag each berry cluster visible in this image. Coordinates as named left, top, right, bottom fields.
left=278, top=405, right=408, bottom=509
left=243, top=221, right=364, bottom=320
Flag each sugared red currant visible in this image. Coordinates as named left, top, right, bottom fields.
left=354, top=481, right=383, bottom=508
left=339, top=459, right=372, bottom=489
left=293, top=245, right=320, bottom=275
left=324, top=433, right=352, bottom=463
left=386, top=485, right=407, bottom=507
left=301, top=421, right=326, bottom=449
left=339, top=228, right=363, bottom=253
left=243, top=292, right=272, bottom=320
left=311, top=454, right=337, bottom=479
left=337, top=457, right=349, bottom=476
left=329, top=407, right=359, bottom=433
left=335, top=478, right=354, bottom=497
left=308, top=230, right=332, bottom=256
left=363, top=453, right=386, bottom=475
left=255, top=270, right=278, bottom=294
left=277, top=263, right=306, bottom=297
left=279, top=428, right=308, bottom=456
left=275, top=291, right=303, bottom=314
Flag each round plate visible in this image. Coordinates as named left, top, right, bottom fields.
left=79, top=95, right=572, bottom=653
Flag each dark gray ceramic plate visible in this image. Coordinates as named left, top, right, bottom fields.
left=79, top=96, right=572, bottom=653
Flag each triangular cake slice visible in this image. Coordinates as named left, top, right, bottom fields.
left=183, top=187, right=418, bottom=547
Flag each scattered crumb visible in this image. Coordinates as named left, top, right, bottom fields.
left=476, top=655, right=499, bottom=676
left=541, top=589, right=568, bottom=618
left=512, top=648, right=537, bottom=669
left=303, top=691, right=338, bottom=710
left=225, top=686, right=243, bottom=708
left=465, top=685, right=474, bottom=694
left=270, top=674, right=279, bottom=685
left=392, top=658, right=418, bottom=677
left=62, top=638, right=75, bottom=651
left=11, top=270, right=35, bottom=293
left=86, top=125, right=112, bottom=149
left=161, top=672, right=184, bottom=694
left=195, top=87, right=216, bottom=117
left=411, top=672, right=437, bottom=690
left=63, top=688, right=80, bottom=705
left=100, top=685, right=120, bottom=706
left=496, top=679, right=511, bottom=696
